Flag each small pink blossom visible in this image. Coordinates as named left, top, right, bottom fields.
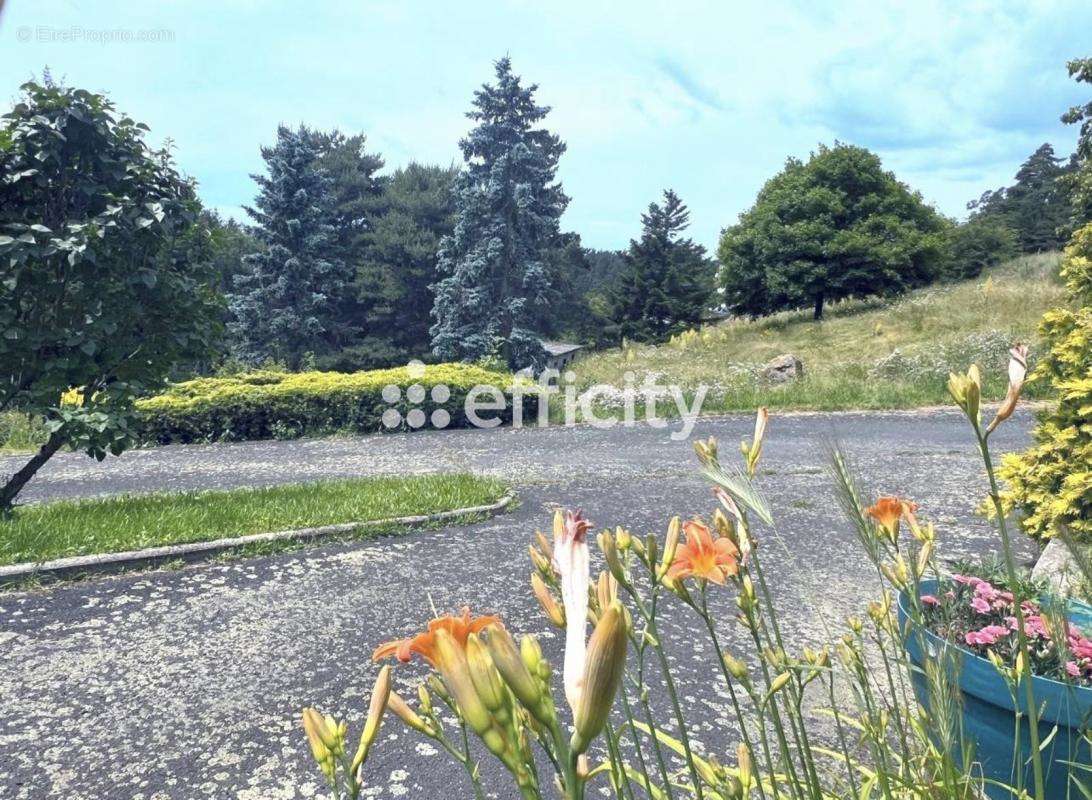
left=920, top=594, right=940, bottom=607
left=952, top=574, right=982, bottom=587
left=970, top=596, right=992, bottom=615
left=1067, top=661, right=1082, bottom=678
left=965, top=625, right=1010, bottom=647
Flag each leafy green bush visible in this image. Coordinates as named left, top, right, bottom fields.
left=136, top=363, right=532, bottom=444
left=999, top=224, right=1092, bottom=540
left=946, top=218, right=1018, bottom=280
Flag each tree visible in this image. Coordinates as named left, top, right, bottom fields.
left=969, top=143, right=1069, bottom=252
left=345, top=162, right=458, bottom=368
left=946, top=218, right=1018, bottom=280
left=229, top=125, right=351, bottom=369
left=718, top=144, right=949, bottom=320
left=0, top=81, right=220, bottom=511
left=430, top=57, right=569, bottom=370
left=607, top=190, right=715, bottom=341
left=1061, top=57, right=1092, bottom=229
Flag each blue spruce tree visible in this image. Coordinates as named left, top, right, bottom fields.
left=229, top=125, right=350, bottom=369
left=430, top=57, right=569, bottom=371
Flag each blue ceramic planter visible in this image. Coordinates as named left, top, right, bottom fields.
left=898, top=580, right=1092, bottom=799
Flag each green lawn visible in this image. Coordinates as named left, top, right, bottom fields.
left=0, top=473, right=508, bottom=566
left=569, top=253, right=1065, bottom=413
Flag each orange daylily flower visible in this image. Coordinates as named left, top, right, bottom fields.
left=665, top=519, right=740, bottom=585
left=372, top=607, right=502, bottom=667
left=865, top=496, right=918, bottom=541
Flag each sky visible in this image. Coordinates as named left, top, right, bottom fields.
left=1, top=0, right=1090, bottom=251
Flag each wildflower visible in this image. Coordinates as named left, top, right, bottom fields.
left=987, top=344, right=1029, bottom=434
left=865, top=496, right=918, bottom=542
left=965, top=625, right=1010, bottom=647
left=665, top=519, right=740, bottom=585
left=372, top=607, right=502, bottom=666
left=552, top=509, right=592, bottom=714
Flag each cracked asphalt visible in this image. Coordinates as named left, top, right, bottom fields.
left=0, top=409, right=1037, bottom=799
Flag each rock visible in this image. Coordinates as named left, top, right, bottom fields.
left=761, top=354, right=805, bottom=384
left=1031, top=537, right=1087, bottom=598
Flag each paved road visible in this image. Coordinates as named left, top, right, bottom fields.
left=0, top=410, right=1036, bottom=799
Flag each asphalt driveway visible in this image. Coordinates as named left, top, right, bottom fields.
left=0, top=409, right=1036, bottom=799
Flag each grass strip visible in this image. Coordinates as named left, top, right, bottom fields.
left=0, top=473, right=508, bottom=566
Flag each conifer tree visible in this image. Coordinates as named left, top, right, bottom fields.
left=608, top=190, right=715, bottom=342
left=430, top=57, right=569, bottom=370
left=229, top=125, right=350, bottom=369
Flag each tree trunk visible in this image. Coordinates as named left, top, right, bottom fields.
left=813, top=293, right=824, bottom=321
left=0, top=431, right=66, bottom=513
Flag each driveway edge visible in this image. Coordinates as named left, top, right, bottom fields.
left=0, top=493, right=515, bottom=584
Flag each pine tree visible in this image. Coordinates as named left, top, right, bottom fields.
left=429, top=57, right=569, bottom=370
left=229, top=125, right=350, bottom=369
left=968, top=143, right=1070, bottom=252
left=608, top=190, right=715, bottom=342
left=348, top=162, right=458, bottom=368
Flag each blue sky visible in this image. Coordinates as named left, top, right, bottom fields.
left=2, top=1, right=1090, bottom=250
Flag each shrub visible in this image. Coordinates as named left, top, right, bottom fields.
left=136, top=363, right=532, bottom=444
left=999, top=224, right=1092, bottom=541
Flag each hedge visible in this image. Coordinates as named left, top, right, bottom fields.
left=136, top=363, right=534, bottom=444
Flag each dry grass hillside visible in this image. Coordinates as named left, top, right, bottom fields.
left=570, top=252, right=1065, bottom=411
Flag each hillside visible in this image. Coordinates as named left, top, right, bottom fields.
left=570, top=252, right=1065, bottom=411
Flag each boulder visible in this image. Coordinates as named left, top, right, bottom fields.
left=1031, top=536, right=1087, bottom=598
left=761, top=354, right=804, bottom=384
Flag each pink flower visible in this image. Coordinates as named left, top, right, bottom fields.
left=1006, top=614, right=1049, bottom=639
left=965, top=625, right=1010, bottom=647
left=970, top=596, right=992, bottom=615
left=1069, top=636, right=1092, bottom=660
left=952, top=574, right=982, bottom=587
left=1067, top=661, right=1082, bottom=678
left=974, top=581, right=999, bottom=602
left=920, top=594, right=940, bottom=607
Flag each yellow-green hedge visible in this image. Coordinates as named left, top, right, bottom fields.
left=999, top=225, right=1092, bottom=541
left=136, top=364, right=530, bottom=444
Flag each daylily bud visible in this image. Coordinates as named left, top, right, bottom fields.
left=658, top=517, right=681, bottom=578
left=596, top=571, right=618, bottom=612
left=466, top=634, right=507, bottom=715
left=571, top=601, right=628, bottom=754
left=535, top=530, right=553, bottom=560
left=433, top=629, right=493, bottom=735
left=529, top=545, right=552, bottom=575
left=302, top=707, right=332, bottom=763
left=743, top=407, right=769, bottom=476
left=722, top=652, right=749, bottom=682
left=694, top=436, right=719, bottom=465
left=388, top=690, right=431, bottom=734
left=767, top=670, right=792, bottom=697
left=418, top=683, right=433, bottom=715
left=737, top=743, right=753, bottom=788
left=644, top=533, right=659, bottom=568
left=916, top=540, right=934, bottom=577
left=521, top=634, right=551, bottom=681
left=487, top=628, right=551, bottom=726
left=615, top=527, right=632, bottom=551
left=948, top=365, right=982, bottom=424
left=531, top=572, right=565, bottom=627
left=351, top=665, right=391, bottom=773
left=599, top=531, right=627, bottom=584
left=987, top=343, right=1029, bottom=434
